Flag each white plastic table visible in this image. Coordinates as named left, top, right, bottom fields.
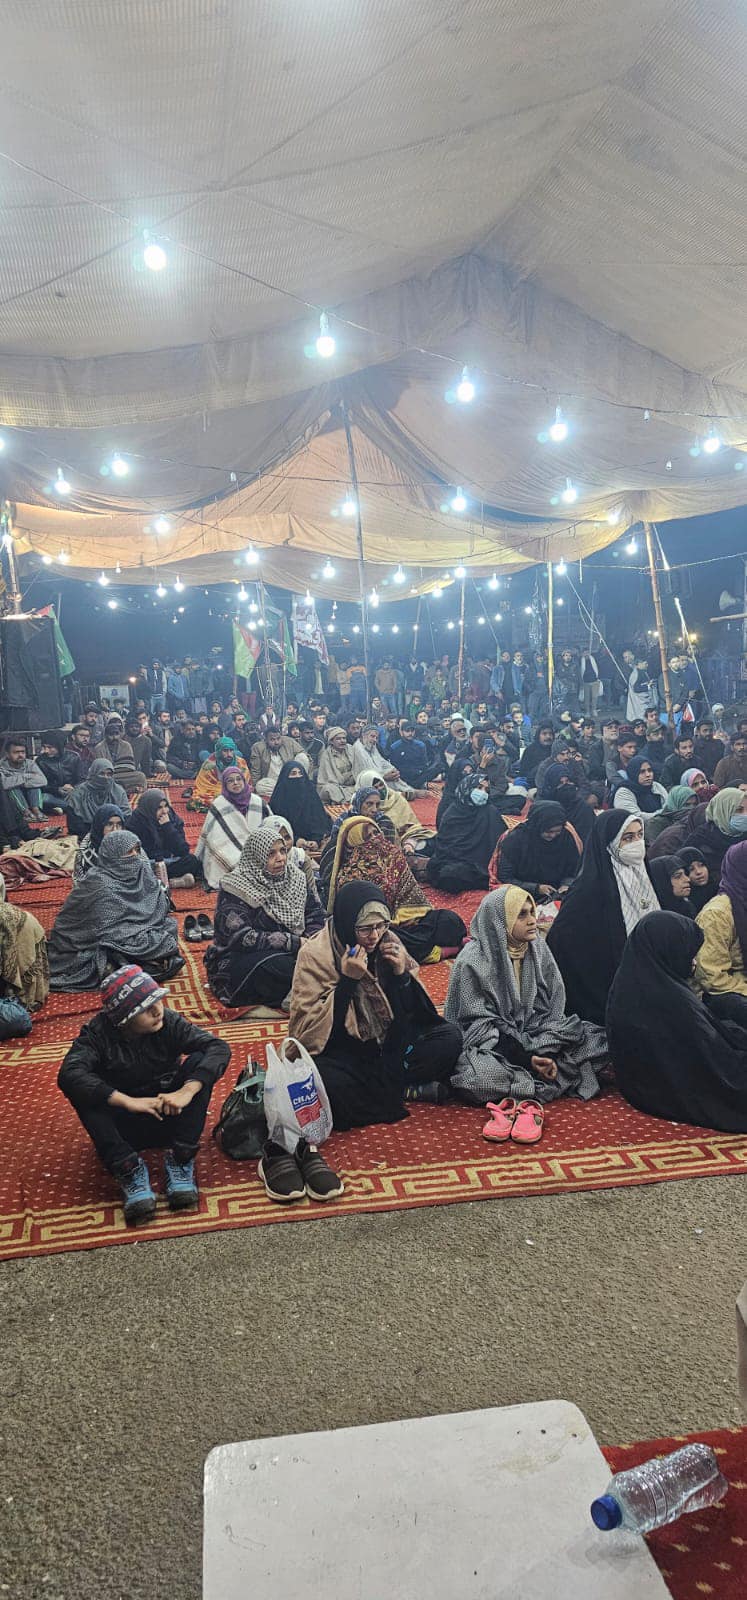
left=203, top=1400, right=672, bottom=1598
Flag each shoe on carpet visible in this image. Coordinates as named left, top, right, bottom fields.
left=163, top=1151, right=199, bottom=1209
left=118, top=1157, right=157, bottom=1224
left=511, top=1100, right=544, bottom=1144
left=258, top=1140, right=306, bottom=1203
left=295, top=1137, right=344, bottom=1201
left=170, top=872, right=195, bottom=890
left=197, top=912, right=214, bottom=939
left=183, top=914, right=202, bottom=943
left=482, top=1098, right=518, bottom=1142
left=404, top=1080, right=452, bottom=1104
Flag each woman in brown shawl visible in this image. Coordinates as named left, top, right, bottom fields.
left=288, top=880, right=462, bottom=1128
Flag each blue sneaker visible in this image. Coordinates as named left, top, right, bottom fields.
left=163, top=1151, right=199, bottom=1210
left=118, top=1158, right=157, bottom=1225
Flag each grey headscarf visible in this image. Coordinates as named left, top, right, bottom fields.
left=48, top=829, right=177, bottom=990
left=444, top=886, right=606, bottom=1103
left=67, top=759, right=132, bottom=827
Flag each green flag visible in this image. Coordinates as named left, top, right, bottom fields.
left=265, top=603, right=297, bottom=677
left=38, top=605, right=75, bottom=677
left=232, top=621, right=261, bottom=681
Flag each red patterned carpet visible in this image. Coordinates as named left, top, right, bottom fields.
left=2, top=783, right=747, bottom=1261
left=603, top=1426, right=747, bottom=1600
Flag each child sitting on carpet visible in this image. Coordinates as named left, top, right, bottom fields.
left=58, top=965, right=231, bottom=1224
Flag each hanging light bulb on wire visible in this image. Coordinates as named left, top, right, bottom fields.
left=450, top=488, right=467, bottom=513
left=322, top=560, right=336, bottom=579
left=392, top=566, right=406, bottom=585
left=549, top=406, right=569, bottom=442
left=455, top=366, right=475, bottom=403
left=54, top=468, right=71, bottom=496
left=555, top=558, right=567, bottom=576
left=560, top=479, right=578, bottom=504
left=315, top=312, right=335, bottom=358
left=703, top=429, right=722, bottom=454
left=98, top=571, right=110, bottom=587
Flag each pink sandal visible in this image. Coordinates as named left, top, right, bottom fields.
left=511, top=1100, right=544, bottom=1144
left=482, top=1098, right=517, bottom=1142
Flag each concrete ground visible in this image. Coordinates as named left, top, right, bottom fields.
left=2, top=1174, right=745, bottom=1600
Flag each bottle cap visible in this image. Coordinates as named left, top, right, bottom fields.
left=591, top=1495, right=623, bottom=1530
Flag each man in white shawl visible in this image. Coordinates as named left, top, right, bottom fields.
left=445, top=886, right=607, bottom=1104
left=351, top=725, right=414, bottom=797
left=317, top=727, right=356, bottom=805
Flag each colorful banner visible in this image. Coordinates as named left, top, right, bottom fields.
left=292, top=596, right=328, bottom=665
left=36, top=604, right=76, bottom=677
left=264, top=602, right=297, bottom=677
left=232, top=621, right=262, bottom=681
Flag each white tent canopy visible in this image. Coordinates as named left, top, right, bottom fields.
left=0, top=0, right=745, bottom=592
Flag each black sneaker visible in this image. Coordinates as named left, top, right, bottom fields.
left=295, top=1138, right=344, bottom=1201
left=404, top=1080, right=452, bottom=1104
left=258, top=1140, right=306, bottom=1203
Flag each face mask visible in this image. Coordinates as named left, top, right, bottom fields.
left=728, top=814, right=747, bottom=835
left=617, top=838, right=646, bottom=864
left=470, top=788, right=489, bottom=806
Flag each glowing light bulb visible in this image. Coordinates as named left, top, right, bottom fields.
left=326, top=623, right=335, bottom=633
left=107, top=598, right=118, bottom=610
left=432, top=586, right=442, bottom=599
left=371, top=623, right=380, bottom=634
left=494, top=611, right=503, bottom=622
left=392, top=566, right=405, bottom=585
left=54, top=468, right=71, bottom=496
left=488, top=573, right=499, bottom=590
left=391, top=624, right=399, bottom=634
left=154, top=515, right=170, bottom=535
left=450, top=489, right=467, bottom=513
left=177, top=605, right=185, bottom=614
left=304, top=590, right=313, bottom=605
left=561, top=479, right=578, bottom=504
left=549, top=407, right=568, bottom=443
left=454, top=563, right=466, bottom=579
left=41, top=554, right=53, bottom=566
left=58, top=549, right=70, bottom=564
left=370, top=589, right=379, bottom=608
left=143, top=240, right=167, bottom=271
left=606, top=508, right=621, bottom=525
left=703, top=430, right=722, bottom=454
left=341, top=496, right=357, bottom=517
left=98, top=571, right=110, bottom=587
left=174, top=575, right=184, bottom=593
left=352, top=624, right=360, bottom=634
left=477, top=615, right=486, bottom=625
left=555, top=558, right=567, bottom=576
left=249, top=601, right=259, bottom=614
left=556, top=596, right=565, bottom=606
left=455, top=366, right=475, bottom=404
left=447, top=620, right=455, bottom=630
left=322, top=560, right=335, bottom=579
left=315, top=312, right=335, bottom=358
left=110, top=454, right=129, bottom=478
left=626, top=536, right=638, bottom=555
left=156, top=584, right=167, bottom=598
left=524, top=605, right=533, bottom=615
left=245, top=546, right=260, bottom=565
left=238, top=586, right=248, bottom=602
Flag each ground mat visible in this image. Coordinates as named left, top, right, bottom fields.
left=3, top=787, right=747, bottom=1260
left=603, top=1425, right=747, bottom=1600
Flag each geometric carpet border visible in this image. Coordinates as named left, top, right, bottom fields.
left=3, top=1128, right=747, bottom=1262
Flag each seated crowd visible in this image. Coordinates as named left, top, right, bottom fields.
left=2, top=675, right=747, bottom=1226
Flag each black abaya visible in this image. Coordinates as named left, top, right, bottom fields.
left=497, top=801, right=581, bottom=896
left=606, top=911, right=747, bottom=1131
left=427, top=780, right=503, bottom=893
left=268, top=760, right=331, bottom=843
left=545, top=808, right=631, bottom=1025
left=647, top=855, right=695, bottom=917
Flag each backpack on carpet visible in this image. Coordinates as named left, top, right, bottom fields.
left=212, top=1063, right=268, bottom=1160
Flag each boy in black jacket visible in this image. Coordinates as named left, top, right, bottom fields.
left=58, top=966, right=230, bottom=1224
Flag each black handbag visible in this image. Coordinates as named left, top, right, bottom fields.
left=212, top=1064, right=267, bottom=1160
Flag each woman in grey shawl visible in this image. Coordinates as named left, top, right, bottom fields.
left=444, top=885, right=606, bottom=1104
left=48, top=829, right=181, bottom=990
left=65, top=758, right=131, bottom=838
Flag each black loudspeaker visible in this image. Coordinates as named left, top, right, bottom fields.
left=0, top=615, right=64, bottom=731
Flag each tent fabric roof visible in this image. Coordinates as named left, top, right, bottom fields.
left=1, top=0, right=745, bottom=588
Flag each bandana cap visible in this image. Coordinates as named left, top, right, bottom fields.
left=100, top=965, right=167, bottom=1026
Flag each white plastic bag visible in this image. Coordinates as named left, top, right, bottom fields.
left=263, top=1036, right=333, bottom=1152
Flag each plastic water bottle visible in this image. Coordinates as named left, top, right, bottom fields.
left=591, top=1443, right=728, bottom=1533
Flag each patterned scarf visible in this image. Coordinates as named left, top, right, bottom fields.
left=220, top=821, right=307, bottom=932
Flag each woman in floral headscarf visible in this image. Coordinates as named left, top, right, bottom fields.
left=191, top=737, right=251, bottom=809
left=327, top=816, right=465, bottom=961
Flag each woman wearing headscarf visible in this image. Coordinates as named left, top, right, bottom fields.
left=492, top=800, right=582, bottom=900
left=0, top=873, right=49, bottom=1012
left=684, top=787, right=747, bottom=891
left=318, top=787, right=396, bottom=900
left=537, top=761, right=594, bottom=845
left=546, top=810, right=660, bottom=1024
left=435, top=751, right=479, bottom=828
left=316, top=727, right=356, bottom=805
left=680, top=767, right=713, bottom=798
left=607, top=911, right=747, bottom=1131
left=48, top=831, right=182, bottom=990
left=128, top=790, right=202, bottom=887
left=644, top=784, right=698, bottom=844
left=73, top=804, right=126, bottom=884
left=327, top=817, right=466, bottom=961
left=676, top=847, right=711, bottom=914
left=93, top=714, right=147, bottom=792
left=612, top=754, right=668, bottom=816
left=288, top=880, right=463, bottom=1128
left=268, top=759, right=330, bottom=846
left=647, top=854, right=695, bottom=916
left=445, top=887, right=605, bottom=1104
left=262, top=814, right=324, bottom=908
left=194, top=765, right=268, bottom=889
left=427, top=774, right=504, bottom=893
left=65, top=758, right=132, bottom=838
left=354, top=769, right=434, bottom=849
left=192, top=737, right=251, bottom=809
left=692, top=841, right=747, bottom=1028
left=205, top=822, right=325, bottom=1008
